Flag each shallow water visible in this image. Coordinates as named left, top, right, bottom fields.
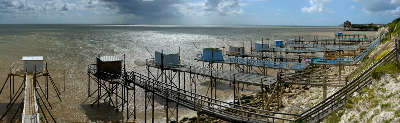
left=0, top=25, right=376, bottom=122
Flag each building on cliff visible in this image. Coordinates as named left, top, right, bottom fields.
left=343, top=20, right=385, bottom=31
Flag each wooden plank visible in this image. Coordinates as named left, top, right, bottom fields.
left=22, top=75, right=39, bottom=123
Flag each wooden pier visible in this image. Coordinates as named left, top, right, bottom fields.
left=22, top=74, right=39, bottom=123
left=146, top=60, right=276, bottom=86
left=0, top=57, right=61, bottom=122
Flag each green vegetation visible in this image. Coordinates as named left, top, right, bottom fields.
left=324, top=109, right=345, bottom=123
left=352, top=24, right=380, bottom=29
left=381, top=17, right=400, bottom=44
left=384, top=119, right=393, bottom=123
left=386, top=17, right=400, bottom=34
left=380, top=103, right=391, bottom=110
left=395, top=110, right=400, bottom=118
left=360, top=111, right=367, bottom=119
left=370, top=61, right=400, bottom=80
left=348, top=17, right=400, bottom=79
left=369, top=99, right=379, bottom=109
left=374, top=49, right=391, bottom=61
left=367, top=113, right=377, bottom=123
left=344, top=99, right=354, bottom=109
left=324, top=17, right=400, bottom=123
left=359, top=87, right=369, bottom=95
left=385, top=92, right=396, bottom=99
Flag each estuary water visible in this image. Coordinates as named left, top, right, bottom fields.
left=0, top=24, right=376, bottom=122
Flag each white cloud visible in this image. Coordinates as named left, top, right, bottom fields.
left=389, top=6, right=400, bottom=15
left=204, top=0, right=243, bottom=15
left=353, top=0, right=400, bottom=16
left=301, top=0, right=331, bottom=13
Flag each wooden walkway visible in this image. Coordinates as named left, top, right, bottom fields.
left=22, top=75, right=39, bottom=123
left=146, top=61, right=277, bottom=86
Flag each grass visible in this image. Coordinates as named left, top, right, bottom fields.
left=345, top=100, right=354, bottom=109
left=367, top=113, right=377, bottom=123
left=371, top=61, right=400, bottom=80
left=380, top=103, right=391, bottom=110
left=323, top=17, right=400, bottom=123
left=366, top=109, right=381, bottom=123
left=380, top=34, right=391, bottom=45
left=367, top=88, right=375, bottom=100
left=374, top=48, right=391, bottom=61
left=377, top=87, right=387, bottom=93
left=395, top=110, right=400, bottom=118
left=359, top=87, right=369, bottom=95
left=349, top=17, right=400, bottom=81
left=384, top=119, right=393, bottom=123
left=347, top=48, right=378, bottom=81
left=385, top=92, right=396, bottom=99
left=360, top=111, right=367, bottom=119
left=324, top=109, right=345, bottom=123
left=370, top=99, right=379, bottom=109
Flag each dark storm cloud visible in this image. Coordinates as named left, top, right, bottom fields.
left=100, top=0, right=184, bottom=18
left=99, top=0, right=242, bottom=18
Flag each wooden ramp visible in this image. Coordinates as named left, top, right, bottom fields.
left=22, top=74, right=39, bottom=123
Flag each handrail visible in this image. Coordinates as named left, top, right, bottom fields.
left=131, top=73, right=296, bottom=122
left=129, top=71, right=299, bottom=117
left=296, top=48, right=396, bottom=122
left=301, top=48, right=394, bottom=116
left=88, top=64, right=299, bottom=122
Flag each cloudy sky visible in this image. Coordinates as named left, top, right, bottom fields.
left=0, top=0, right=399, bottom=25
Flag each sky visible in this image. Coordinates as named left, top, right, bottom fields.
left=0, top=0, right=399, bottom=26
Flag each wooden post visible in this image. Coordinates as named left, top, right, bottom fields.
left=323, top=65, right=327, bottom=100
left=396, top=36, right=400, bottom=61
left=339, top=65, right=343, bottom=84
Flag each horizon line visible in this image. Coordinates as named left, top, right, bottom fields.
left=0, top=23, right=343, bottom=27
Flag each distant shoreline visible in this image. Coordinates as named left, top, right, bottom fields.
left=0, top=24, right=342, bottom=29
